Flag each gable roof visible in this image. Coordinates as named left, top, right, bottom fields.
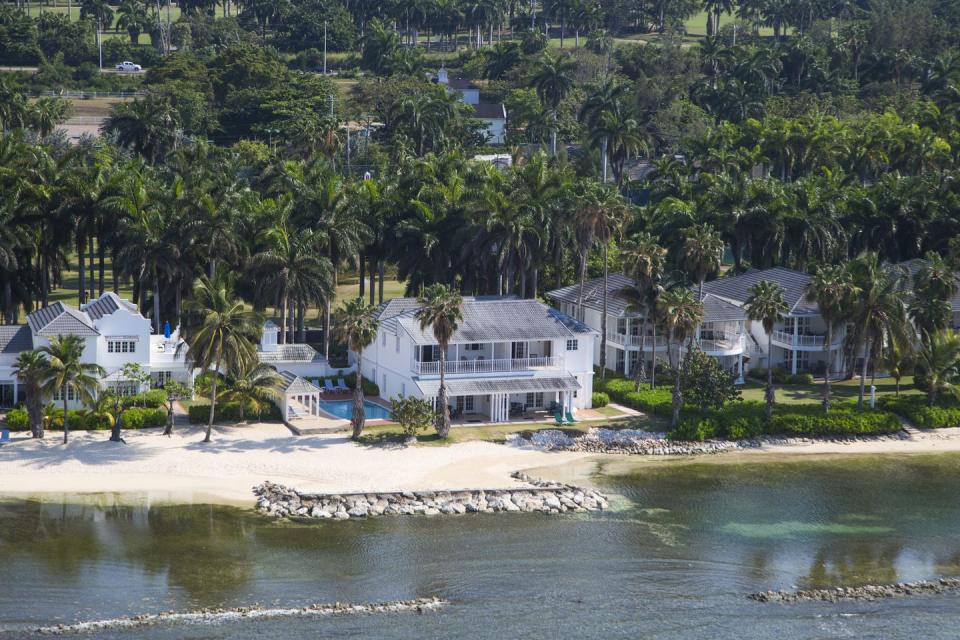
left=546, top=273, right=637, bottom=317
left=383, top=297, right=595, bottom=346
left=472, top=103, right=506, bottom=119
left=278, top=370, right=320, bottom=395
left=0, top=325, right=32, bottom=354
left=258, top=343, right=321, bottom=363
left=702, top=294, right=748, bottom=322
left=26, top=302, right=99, bottom=337
left=701, top=267, right=817, bottom=315
left=897, top=259, right=960, bottom=311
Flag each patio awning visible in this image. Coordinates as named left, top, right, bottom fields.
left=415, top=375, right=580, bottom=397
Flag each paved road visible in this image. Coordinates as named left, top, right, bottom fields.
left=0, top=66, right=145, bottom=74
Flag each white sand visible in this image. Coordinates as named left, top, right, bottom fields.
left=3, top=424, right=960, bottom=506
left=0, top=423, right=591, bottom=505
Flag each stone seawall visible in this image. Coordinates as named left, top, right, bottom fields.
left=749, top=579, right=960, bottom=603
left=253, top=472, right=608, bottom=520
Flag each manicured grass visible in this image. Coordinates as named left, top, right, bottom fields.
left=739, top=376, right=922, bottom=405
left=594, top=405, right=626, bottom=417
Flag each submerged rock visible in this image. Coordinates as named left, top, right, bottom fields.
left=749, top=579, right=960, bottom=603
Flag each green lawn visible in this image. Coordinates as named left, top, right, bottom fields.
left=739, top=376, right=921, bottom=405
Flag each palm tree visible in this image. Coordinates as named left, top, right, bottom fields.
left=847, top=253, right=909, bottom=409
left=574, top=180, right=627, bottom=378
left=531, top=50, right=576, bottom=155
left=117, top=0, right=150, bottom=44
left=116, top=207, right=178, bottom=334
left=415, top=284, right=463, bottom=438
left=909, top=251, right=958, bottom=338
left=916, top=330, right=960, bottom=407
left=180, top=276, right=263, bottom=443
left=39, top=335, right=105, bottom=444
left=619, top=232, right=666, bottom=389
left=681, top=223, right=724, bottom=302
left=744, top=280, right=788, bottom=419
left=13, top=350, right=48, bottom=439
left=805, top=263, right=857, bottom=413
left=580, top=78, right=628, bottom=181
left=333, top=298, right=380, bottom=439
left=83, top=393, right=117, bottom=432
left=657, top=287, right=704, bottom=427
left=221, top=362, right=282, bottom=422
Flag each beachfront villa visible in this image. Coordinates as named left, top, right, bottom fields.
left=547, top=267, right=849, bottom=380
left=0, top=292, right=193, bottom=409
left=361, top=296, right=597, bottom=423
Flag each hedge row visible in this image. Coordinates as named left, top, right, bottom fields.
left=3, top=407, right=165, bottom=431
left=594, top=376, right=901, bottom=441
left=309, top=374, right=379, bottom=396
left=747, top=368, right=815, bottom=385
left=188, top=402, right=283, bottom=424
left=879, top=396, right=960, bottom=429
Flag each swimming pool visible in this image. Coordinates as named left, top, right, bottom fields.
left=319, top=399, right=392, bottom=420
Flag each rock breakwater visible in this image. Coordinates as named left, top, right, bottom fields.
left=511, top=427, right=911, bottom=456
left=749, top=579, right=960, bottom=603
left=253, top=473, right=608, bottom=520
left=34, top=597, right=446, bottom=635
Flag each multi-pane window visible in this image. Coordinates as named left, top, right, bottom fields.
left=566, top=339, right=578, bottom=351
left=524, top=392, right=544, bottom=408
left=153, top=371, right=172, bottom=388
left=107, top=340, right=136, bottom=354
left=53, top=386, right=78, bottom=401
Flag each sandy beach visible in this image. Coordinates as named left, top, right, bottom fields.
left=3, top=423, right=960, bottom=506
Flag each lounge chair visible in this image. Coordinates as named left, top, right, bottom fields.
left=554, top=409, right=564, bottom=426
left=336, top=377, right=350, bottom=392
left=324, top=379, right=337, bottom=393
left=565, top=410, right=577, bottom=424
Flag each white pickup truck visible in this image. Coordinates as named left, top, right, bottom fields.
left=115, top=61, right=142, bottom=72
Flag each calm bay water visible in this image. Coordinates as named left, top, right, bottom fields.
left=2, top=454, right=960, bottom=639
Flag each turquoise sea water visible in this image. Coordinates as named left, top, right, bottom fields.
left=2, top=453, right=960, bottom=639
left=319, top=399, right=392, bottom=420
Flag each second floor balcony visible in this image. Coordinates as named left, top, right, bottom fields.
left=412, top=356, right=563, bottom=376
left=771, top=329, right=843, bottom=350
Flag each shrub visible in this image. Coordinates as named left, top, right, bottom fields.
left=188, top=401, right=282, bottom=424
left=768, top=404, right=900, bottom=436
left=594, top=377, right=672, bottom=416
left=390, top=396, right=434, bottom=438
left=668, top=418, right=717, bottom=441
left=122, top=407, right=166, bottom=429
left=787, top=373, right=815, bottom=385
left=879, top=396, right=960, bottom=429
left=591, top=392, right=610, bottom=407
left=122, top=389, right=167, bottom=409
left=4, top=408, right=29, bottom=431
left=748, top=368, right=814, bottom=385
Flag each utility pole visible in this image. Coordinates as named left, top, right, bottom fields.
left=97, top=17, right=103, bottom=70
left=323, top=20, right=327, bottom=74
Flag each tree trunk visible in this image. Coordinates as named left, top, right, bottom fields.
left=650, top=320, right=658, bottom=390
left=77, top=235, right=86, bottom=305
left=551, top=111, right=558, bottom=156
left=635, top=315, right=648, bottom=391
left=62, top=389, right=69, bottom=444
left=88, top=235, right=95, bottom=301
left=378, top=260, right=385, bottom=304
left=671, top=337, right=682, bottom=427
left=351, top=349, right=365, bottom=439
left=152, top=268, right=161, bottom=334
left=98, top=229, right=105, bottom=295
left=765, top=333, right=775, bottom=419
left=576, top=249, right=588, bottom=318
left=205, top=354, right=221, bottom=443
left=858, top=337, right=871, bottom=410
left=164, top=400, right=174, bottom=435
left=278, top=288, right=287, bottom=345
left=325, top=269, right=336, bottom=360
left=599, top=244, right=608, bottom=379
left=822, top=323, right=832, bottom=413
left=436, top=344, right=450, bottom=438
left=369, top=257, right=376, bottom=305
left=359, top=252, right=365, bottom=300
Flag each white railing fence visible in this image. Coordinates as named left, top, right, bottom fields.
left=413, top=356, right=562, bottom=375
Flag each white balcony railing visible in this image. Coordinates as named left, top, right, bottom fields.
left=605, top=332, right=669, bottom=349
left=413, top=356, right=562, bottom=376
left=772, top=330, right=835, bottom=348
left=698, top=335, right=746, bottom=353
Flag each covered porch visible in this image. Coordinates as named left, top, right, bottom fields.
left=416, top=375, right=581, bottom=425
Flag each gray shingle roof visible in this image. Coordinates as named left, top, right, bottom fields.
left=278, top=370, right=321, bottom=395
left=701, top=267, right=817, bottom=315
left=26, top=302, right=99, bottom=337
left=393, top=298, right=595, bottom=345
left=545, top=273, right=638, bottom=317
left=897, top=259, right=960, bottom=311
left=81, top=294, right=119, bottom=321
left=258, top=344, right=320, bottom=363
left=472, top=103, right=506, bottom=119
left=415, top=374, right=580, bottom=397
left=701, top=294, right=747, bottom=322
left=0, top=325, right=32, bottom=354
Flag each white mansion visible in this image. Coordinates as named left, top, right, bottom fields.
left=547, top=267, right=849, bottom=380
left=362, top=296, right=597, bottom=422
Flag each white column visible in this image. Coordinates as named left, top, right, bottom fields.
left=624, top=348, right=631, bottom=377
left=791, top=318, right=799, bottom=374
left=12, top=379, right=17, bottom=405
left=737, top=352, right=744, bottom=384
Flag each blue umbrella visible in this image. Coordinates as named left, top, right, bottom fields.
left=163, top=321, right=171, bottom=339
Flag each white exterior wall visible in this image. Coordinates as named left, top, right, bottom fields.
left=482, top=117, right=506, bottom=145
left=458, top=88, right=480, bottom=104
left=90, top=308, right=152, bottom=372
